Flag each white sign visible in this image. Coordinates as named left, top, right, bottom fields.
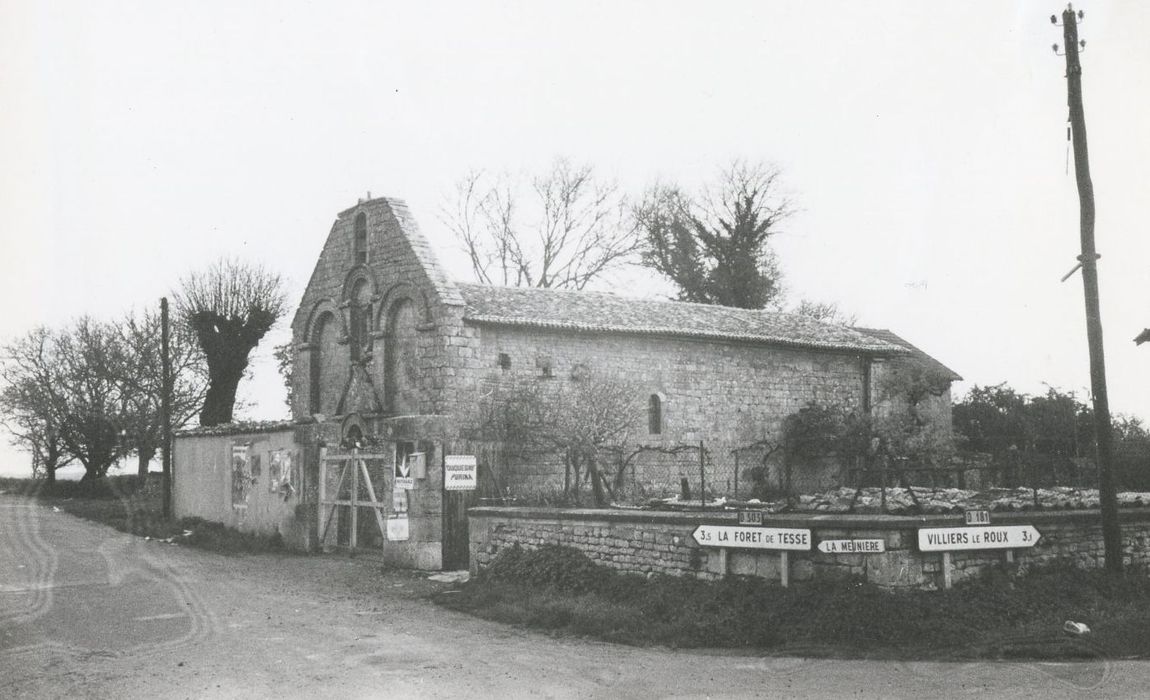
left=445, top=455, right=478, bottom=491
left=395, top=453, right=414, bottom=490
left=386, top=516, right=409, bottom=541
left=817, top=539, right=886, bottom=554
left=918, top=525, right=1041, bottom=552
left=692, top=526, right=811, bottom=551
left=965, top=509, right=991, bottom=526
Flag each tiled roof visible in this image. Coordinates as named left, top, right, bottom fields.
left=458, top=284, right=909, bottom=355
left=854, top=327, right=962, bottom=382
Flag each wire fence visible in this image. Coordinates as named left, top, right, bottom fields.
left=487, top=436, right=1144, bottom=510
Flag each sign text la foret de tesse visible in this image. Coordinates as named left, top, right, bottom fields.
left=693, top=526, right=811, bottom=551
left=918, top=525, right=1041, bottom=552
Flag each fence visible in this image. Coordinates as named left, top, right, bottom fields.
left=485, top=436, right=1123, bottom=511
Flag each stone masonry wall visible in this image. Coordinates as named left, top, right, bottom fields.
left=452, top=325, right=871, bottom=496
left=470, top=506, right=1150, bottom=590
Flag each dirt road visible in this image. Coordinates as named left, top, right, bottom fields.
left=1, top=495, right=1146, bottom=699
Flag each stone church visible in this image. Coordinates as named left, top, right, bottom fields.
left=289, top=194, right=957, bottom=479
left=175, top=195, right=959, bottom=568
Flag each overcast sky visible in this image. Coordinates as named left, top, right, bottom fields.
left=2, top=1, right=1148, bottom=478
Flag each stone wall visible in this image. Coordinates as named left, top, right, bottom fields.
left=458, top=325, right=872, bottom=496
left=469, top=506, right=1150, bottom=589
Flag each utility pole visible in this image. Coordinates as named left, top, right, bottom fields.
left=161, top=297, right=173, bottom=519
left=1056, top=5, right=1123, bottom=572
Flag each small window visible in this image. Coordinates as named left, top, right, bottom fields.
left=648, top=394, right=663, bottom=435
left=537, top=354, right=553, bottom=378
left=498, top=353, right=511, bottom=370
left=354, top=212, right=368, bottom=264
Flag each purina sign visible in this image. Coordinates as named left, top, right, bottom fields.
left=444, top=455, right=478, bottom=491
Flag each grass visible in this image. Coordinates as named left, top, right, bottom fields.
left=434, top=545, right=1150, bottom=660
left=0, top=476, right=285, bottom=554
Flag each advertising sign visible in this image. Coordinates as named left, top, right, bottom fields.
left=445, top=455, right=478, bottom=491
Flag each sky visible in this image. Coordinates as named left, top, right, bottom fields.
left=1, top=1, right=1148, bottom=478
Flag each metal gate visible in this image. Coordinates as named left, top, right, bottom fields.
left=318, top=448, right=388, bottom=549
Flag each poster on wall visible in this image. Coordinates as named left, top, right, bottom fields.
left=386, top=515, right=409, bottom=541
left=231, top=444, right=251, bottom=508
left=269, top=450, right=293, bottom=494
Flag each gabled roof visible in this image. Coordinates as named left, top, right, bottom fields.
left=458, top=284, right=909, bottom=355
left=854, top=327, right=962, bottom=382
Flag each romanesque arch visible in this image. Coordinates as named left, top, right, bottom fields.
left=384, top=297, right=420, bottom=415
left=308, top=310, right=343, bottom=415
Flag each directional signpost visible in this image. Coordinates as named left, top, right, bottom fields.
left=692, top=525, right=811, bottom=551
left=918, top=524, right=1041, bottom=589
left=692, top=525, right=811, bottom=588
left=817, top=539, right=885, bottom=554
left=918, top=525, right=1041, bottom=552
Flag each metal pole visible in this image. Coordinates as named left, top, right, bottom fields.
left=161, top=297, right=172, bottom=519
left=698, top=440, right=706, bottom=508
left=1060, top=7, right=1122, bottom=572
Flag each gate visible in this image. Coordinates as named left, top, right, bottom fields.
left=442, top=487, right=475, bottom=569
left=318, top=448, right=388, bottom=549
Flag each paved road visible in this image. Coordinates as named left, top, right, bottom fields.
left=2, top=495, right=1148, bottom=699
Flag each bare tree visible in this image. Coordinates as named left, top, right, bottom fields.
left=635, top=161, right=794, bottom=309
left=466, top=373, right=644, bottom=506
left=443, top=159, right=642, bottom=290
left=51, top=318, right=132, bottom=482
left=0, top=328, right=73, bottom=484
left=793, top=299, right=858, bottom=326
left=175, top=259, right=287, bottom=426
left=116, top=309, right=209, bottom=476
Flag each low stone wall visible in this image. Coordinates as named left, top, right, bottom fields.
left=469, top=506, right=1150, bottom=589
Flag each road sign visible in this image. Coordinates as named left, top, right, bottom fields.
left=964, top=509, right=991, bottom=525
left=918, top=525, right=1041, bottom=552
left=445, top=455, right=478, bottom=491
left=737, top=510, right=765, bottom=526
left=817, top=539, right=886, bottom=554
left=692, top=525, right=811, bottom=551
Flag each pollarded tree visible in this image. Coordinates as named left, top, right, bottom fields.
left=442, top=158, right=642, bottom=290
left=175, top=260, right=286, bottom=426
left=116, top=308, right=210, bottom=476
left=635, top=161, right=794, bottom=309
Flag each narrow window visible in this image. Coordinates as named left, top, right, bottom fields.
left=648, top=394, right=663, bottom=435
left=354, top=212, right=368, bottom=264
left=498, top=353, right=511, bottom=371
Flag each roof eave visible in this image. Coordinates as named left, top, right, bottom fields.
left=463, top=316, right=910, bottom=356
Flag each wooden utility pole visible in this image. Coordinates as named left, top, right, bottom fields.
left=161, top=297, right=173, bottom=519
left=1058, top=5, right=1123, bottom=572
